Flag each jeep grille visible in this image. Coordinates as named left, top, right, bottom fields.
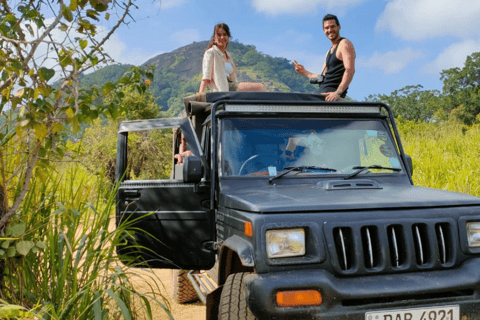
left=328, top=220, right=456, bottom=275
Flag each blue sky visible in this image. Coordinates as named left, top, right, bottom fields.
left=100, top=0, right=480, bottom=101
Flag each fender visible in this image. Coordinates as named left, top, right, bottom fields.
left=217, top=235, right=255, bottom=287
left=221, top=235, right=255, bottom=267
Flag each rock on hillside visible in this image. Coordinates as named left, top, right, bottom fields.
left=142, top=41, right=209, bottom=81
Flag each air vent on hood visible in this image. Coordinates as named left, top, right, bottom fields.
left=318, top=179, right=381, bottom=190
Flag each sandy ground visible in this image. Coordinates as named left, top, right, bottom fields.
left=131, top=268, right=207, bottom=320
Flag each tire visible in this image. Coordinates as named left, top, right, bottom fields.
left=218, top=273, right=256, bottom=320
left=171, top=269, right=199, bottom=304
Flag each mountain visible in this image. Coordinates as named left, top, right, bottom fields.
left=143, top=41, right=207, bottom=81
left=79, top=64, right=134, bottom=89
left=80, top=40, right=314, bottom=116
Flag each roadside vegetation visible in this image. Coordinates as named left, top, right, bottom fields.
left=398, top=118, right=480, bottom=197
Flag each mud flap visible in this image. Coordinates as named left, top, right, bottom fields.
left=206, top=286, right=223, bottom=320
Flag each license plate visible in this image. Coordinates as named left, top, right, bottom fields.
left=365, top=305, right=459, bottom=320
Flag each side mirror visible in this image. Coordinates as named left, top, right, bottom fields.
left=183, top=156, right=203, bottom=183
left=405, top=154, right=413, bottom=176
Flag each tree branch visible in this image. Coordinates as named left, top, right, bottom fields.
left=0, top=141, right=41, bottom=230
left=23, top=0, right=65, bottom=67
left=86, top=0, right=133, bottom=59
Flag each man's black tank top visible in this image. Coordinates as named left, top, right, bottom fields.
left=318, top=38, right=348, bottom=97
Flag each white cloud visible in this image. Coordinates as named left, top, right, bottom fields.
left=251, top=0, right=365, bottom=16
left=423, top=40, right=480, bottom=74
left=357, top=48, right=425, bottom=74
left=376, top=0, right=480, bottom=41
left=158, top=0, right=188, bottom=9
left=96, top=29, right=156, bottom=66
left=91, top=26, right=156, bottom=66
left=170, top=28, right=201, bottom=47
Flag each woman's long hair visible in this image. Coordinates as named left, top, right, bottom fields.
left=206, top=23, right=231, bottom=50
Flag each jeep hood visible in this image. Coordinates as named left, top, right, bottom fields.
left=220, top=183, right=480, bottom=213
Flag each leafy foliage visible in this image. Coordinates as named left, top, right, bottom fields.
left=435, top=52, right=480, bottom=125
left=366, top=85, right=440, bottom=122
left=369, top=51, right=480, bottom=125
left=0, top=0, right=146, bottom=229
left=76, top=119, right=172, bottom=186
left=79, top=64, right=133, bottom=90
left=441, top=52, right=480, bottom=93
left=104, top=66, right=158, bottom=120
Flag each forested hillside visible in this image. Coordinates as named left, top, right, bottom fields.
left=79, top=64, right=133, bottom=89
left=80, top=40, right=313, bottom=116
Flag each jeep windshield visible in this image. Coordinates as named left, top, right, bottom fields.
left=220, top=118, right=404, bottom=177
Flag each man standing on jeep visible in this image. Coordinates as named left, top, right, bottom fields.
left=293, top=14, right=356, bottom=102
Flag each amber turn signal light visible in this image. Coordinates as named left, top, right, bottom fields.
left=244, top=221, right=253, bottom=237
left=276, top=290, right=322, bottom=307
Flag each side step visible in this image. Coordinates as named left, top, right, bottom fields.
left=187, top=264, right=219, bottom=304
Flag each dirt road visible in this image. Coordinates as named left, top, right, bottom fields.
left=132, top=268, right=206, bottom=320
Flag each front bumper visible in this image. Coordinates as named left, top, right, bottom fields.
left=246, top=258, right=480, bottom=319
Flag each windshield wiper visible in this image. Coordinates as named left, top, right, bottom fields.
left=269, top=166, right=337, bottom=183
left=344, top=165, right=401, bottom=180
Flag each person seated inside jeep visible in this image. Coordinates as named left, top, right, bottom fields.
left=174, top=133, right=193, bottom=164
left=282, top=129, right=355, bottom=169
left=283, top=130, right=325, bottom=165
left=283, top=130, right=325, bottom=166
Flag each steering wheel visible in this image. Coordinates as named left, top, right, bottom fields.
left=238, top=154, right=285, bottom=176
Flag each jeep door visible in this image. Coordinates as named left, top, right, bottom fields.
left=116, top=117, right=214, bottom=270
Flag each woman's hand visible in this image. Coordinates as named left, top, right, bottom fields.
left=174, top=150, right=193, bottom=164
left=198, top=79, right=213, bottom=93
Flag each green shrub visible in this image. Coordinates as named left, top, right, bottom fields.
left=1, top=165, right=172, bottom=319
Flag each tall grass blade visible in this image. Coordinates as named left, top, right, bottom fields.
left=106, top=288, right=132, bottom=320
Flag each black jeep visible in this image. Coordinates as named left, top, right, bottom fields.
left=116, top=92, right=480, bottom=319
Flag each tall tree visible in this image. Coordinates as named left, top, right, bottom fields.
left=441, top=52, right=480, bottom=94
left=437, top=52, right=480, bottom=124
left=367, top=85, right=440, bottom=122
left=0, top=0, right=150, bottom=231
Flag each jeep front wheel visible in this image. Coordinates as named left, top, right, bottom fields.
left=218, top=272, right=256, bottom=320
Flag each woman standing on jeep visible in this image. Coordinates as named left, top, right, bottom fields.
left=198, top=23, right=264, bottom=93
